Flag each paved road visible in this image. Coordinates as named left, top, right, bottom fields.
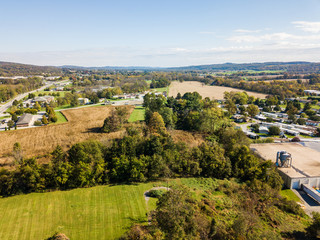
left=0, top=81, right=60, bottom=117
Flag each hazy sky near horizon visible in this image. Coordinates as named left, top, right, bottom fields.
left=1, top=0, right=320, bottom=67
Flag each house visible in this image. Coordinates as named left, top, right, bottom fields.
left=306, top=120, right=319, bottom=127
left=33, top=96, right=55, bottom=104
left=78, top=98, right=90, bottom=105
left=255, top=114, right=267, bottom=121
left=259, top=126, right=269, bottom=134
left=304, top=90, right=320, bottom=96
left=16, top=113, right=33, bottom=127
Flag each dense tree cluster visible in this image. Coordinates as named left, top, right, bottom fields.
left=211, top=76, right=320, bottom=99
left=0, top=120, right=282, bottom=197
left=144, top=92, right=230, bottom=132
left=0, top=77, right=43, bottom=102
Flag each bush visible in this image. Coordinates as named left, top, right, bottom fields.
left=252, top=138, right=274, bottom=144
left=268, top=126, right=280, bottom=136
left=276, top=197, right=305, bottom=217
left=251, top=124, right=260, bottom=133
left=147, top=189, right=167, bottom=198
left=34, top=121, right=42, bottom=126
left=297, top=118, right=306, bottom=125
left=291, top=137, right=300, bottom=142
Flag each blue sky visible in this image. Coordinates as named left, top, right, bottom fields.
left=1, top=0, right=320, bottom=67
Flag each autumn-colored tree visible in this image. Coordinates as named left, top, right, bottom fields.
left=148, top=112, right=167, bottom=136
left=42, top=115, right=48, bottom=125
left=34, top=102, right=41, bottom=111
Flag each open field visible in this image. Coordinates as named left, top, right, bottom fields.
left=0, top=105, right=133, bottom=165
left=0, top=183, right=155, bottom=240
left=34, top=90, right=70, bottom=97
left=169, top=81, right=267, bottom=100
left=128, top=106, right=145, bottom=122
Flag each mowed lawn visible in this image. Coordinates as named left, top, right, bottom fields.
left=0, top=183, right=154, bottom=240
left=128, top=106, right=145, bottom=122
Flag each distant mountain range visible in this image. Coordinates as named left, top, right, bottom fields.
left=1, top=61, right=320, bottom=76
left=61, top=61, right=320, bottom=73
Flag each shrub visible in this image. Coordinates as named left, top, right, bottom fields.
left=147, top=189, right=167, bottom=198
left=268, top=126, right=280, bottom=136
left=34, top=121, right=42, bottom=126
left=291, top=137, right=300, bottom=142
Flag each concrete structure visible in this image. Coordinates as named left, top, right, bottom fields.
left=78, top=98, right=90, bottom=105
left=251, top=143, right=320, bottom=189
left=304, top=90, right=320, bottom=96
left=16, top=113, right=33, bottom=127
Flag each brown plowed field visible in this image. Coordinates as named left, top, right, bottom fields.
left=169, top=81, right=267, bottom=100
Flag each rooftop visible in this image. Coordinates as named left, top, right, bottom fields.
left=16, top=113, right=33, bottom=125
left=251, top=142, right=320, bottom=178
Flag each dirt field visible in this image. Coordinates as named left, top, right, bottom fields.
left=0, top=105, right=133, bottom=165
left=169, top=81, right=267, bottom=99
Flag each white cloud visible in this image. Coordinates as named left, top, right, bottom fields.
left=292, top=21, right=320, bottom=33
left=169, top=48, right=189, bottom=52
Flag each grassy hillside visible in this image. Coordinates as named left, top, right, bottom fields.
left=0, top=183, right=155, bottom=240
left=0, top=61, right=62, bottom=76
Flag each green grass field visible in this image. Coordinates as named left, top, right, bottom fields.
left=280, top=189, right=301, bottom=202
left=0, top=115, right=10, bottom=120
left=35, top=90, right=70, bottom=98
left=54, top=111, right=68, bottom=124
left=0, top=183, right=156, bottom=240
left=128, top=106, right=145, bottom=122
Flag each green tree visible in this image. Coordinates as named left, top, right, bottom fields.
left=269, top=126, right=280, bottom=136
left=12, top=142, right=23, bottom=165
left=11, top=114, right=18, bottom=122
left=197, top=142, right=231, bottom=178
left=247, top=104, right=259, bottom=118
left=7, top=120, right=14, bottom=129
left=101, top=110, right=120, bottom=133
left=225, top=99, right=237, bottom=115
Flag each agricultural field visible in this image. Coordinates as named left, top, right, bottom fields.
left=0, top=105, right=133, bottom=165
left=0, top=183, right=156, bottom=240
left=169, top=81, right=267, bottom=100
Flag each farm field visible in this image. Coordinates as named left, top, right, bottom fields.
left=0, top=105, right=133, bottom=165
left=169, top=81, right=267, bottom=99
left=0, top=183, right=155, bottom=240
left=128, top=106, right=145, bottom=122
